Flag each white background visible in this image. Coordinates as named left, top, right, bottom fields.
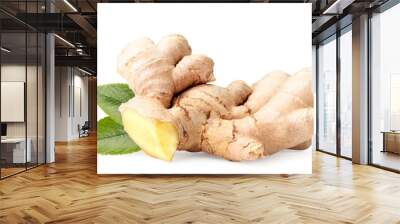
left=97, top=3, right=312, bottom=174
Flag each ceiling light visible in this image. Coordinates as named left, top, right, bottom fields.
left=54, top=34, right=75, bottom=48
left=76, top=48, right=85, bottom=55
left=78, top=67, right=92, bottom=76
left=323, top=0, right=355, bottom=15
left=63, top=0, right=78, bottom=12
left=1, top=47, right=11, bottom=53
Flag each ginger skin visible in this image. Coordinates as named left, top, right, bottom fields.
left=118, top=34, right=215, bottom=108
left=118, top=34, right=314, bottom=161
left=201, top=69, right=314, bottom=161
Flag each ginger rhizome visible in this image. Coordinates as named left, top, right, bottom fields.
left=118, top=34, right=314, bottom=161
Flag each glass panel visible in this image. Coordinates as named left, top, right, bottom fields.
left=0, top=1, right=46, bottom=178
left=371, top=4, right=400, bottom=171
left=390, top=75, right=400, bottom=130
left=1, top=31, right=27, bottom=177
left=27, top=31, right=38, bottom=169
left=26, top=0, right=39, bottom=170
left=318, top=37, right=337, bottom=154
left=340, top=28, right=352, bottom=158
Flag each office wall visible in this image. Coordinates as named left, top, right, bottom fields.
left=71, top=72, right=89, bottom=138
left=54, top=67, right=89, bottom=141
left=1, top=64, right=42, bottom=139
left=55, top=67, right=70, bottom=141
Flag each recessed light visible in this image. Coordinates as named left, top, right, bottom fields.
left=1, top=47, right=11, bottom=53
left=63, top=0, right=78, bottom=12
left=78, top=67, right=92, bottom=76
left=54, top=34, right=75, bottom=48
left=323, top=0, right=354, bottom=15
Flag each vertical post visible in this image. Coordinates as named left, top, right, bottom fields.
left=352, top=14, right=369, bottom=164
left=313, top=45, right=318, bottom=150
left=46, top=0, right=55, bottom=163
left=0, top=25, right=2, bottom=179
left=367, top=12, right=373, bottom=165
left=25, top=3, right=28, bottom=170
left=36, top=0, right=39, bottom=167
left=336, top=29, right=341, bottom=157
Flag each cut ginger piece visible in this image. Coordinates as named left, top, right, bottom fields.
left=121, top=109, right=178, bottom=161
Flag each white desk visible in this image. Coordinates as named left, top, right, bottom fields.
left=1, top=138, right=31, bottom=163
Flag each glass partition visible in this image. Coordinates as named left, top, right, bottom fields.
left=371, top=3, right=400, bottom=171
left=27, top=31, right=38, bottom=169
left=339, top=27, right=352, bottom=158
left=1, top=31, right=28, bottom=177
left=317, top=35, right=337, bottom=154
left=0, top=2, right=46, bottom=179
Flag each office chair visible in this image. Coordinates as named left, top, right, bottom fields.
left=79, top=121, right=90, bottom=138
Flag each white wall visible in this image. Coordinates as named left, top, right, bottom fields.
left=71, top=73, right=89, bottom=138
left=55, top=66, right=70, bottom=141
left=1, top=65, right=38, bottom=138
left=54, top=67, right=89, bottom=141
left=1, top=65, right=25, bottom=131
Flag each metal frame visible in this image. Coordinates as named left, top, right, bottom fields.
left=315, top=33, right=338, bottom=156
left=336, top=26, right=341, bottom=158
left=374, top=0, right=400, bottom=13
left=315, top=44, right=319, bottom=151
left=25, top=3, right=28, bottom=172
left=315, top=21, right=353, bottom=162
left=367, top=11, right=373, bottom=166
left=44, top=0, right=48, bottom=165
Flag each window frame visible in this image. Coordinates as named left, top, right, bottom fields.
left=315, top=24, right=353, bottom=161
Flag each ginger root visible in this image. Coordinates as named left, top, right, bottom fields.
left=118, top=34, right=215, bottom=108
left=201, top=68, right=314, bottom=161
left=118, top=34, right=314, bottom=161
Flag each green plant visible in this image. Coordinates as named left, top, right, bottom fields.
left=97, top=84, right=140, bottom=155
left=97, top=83, right=134, bottom=125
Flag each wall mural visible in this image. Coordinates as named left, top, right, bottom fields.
left=97, top=3, right=313, bottom=174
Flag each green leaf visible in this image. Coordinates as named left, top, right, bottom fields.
left=97, top=83, right=134, bottom=125
left=97, top=117, right=140, bottom=155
